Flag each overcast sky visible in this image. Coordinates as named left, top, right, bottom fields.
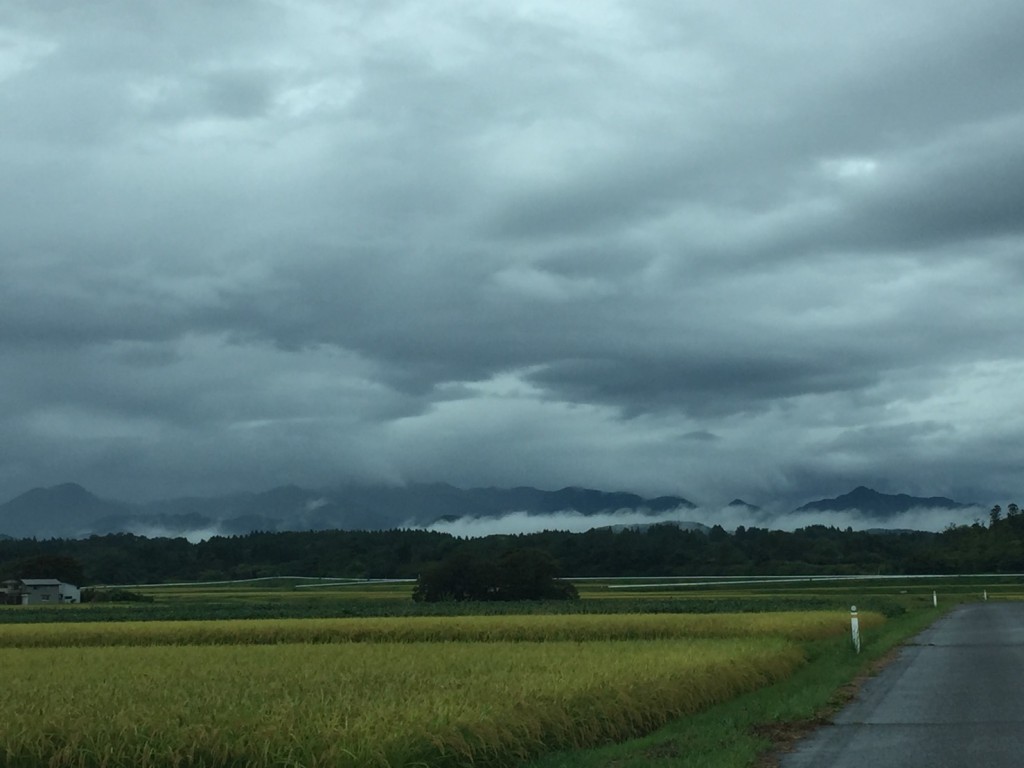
left=2, top=1, right=1023, bottom=511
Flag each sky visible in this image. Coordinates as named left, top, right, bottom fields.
left=2, top=1, right=1024, bottom=512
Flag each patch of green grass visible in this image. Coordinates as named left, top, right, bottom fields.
left=524, top=603, right=944, bottom=768
left=0, top=591, right=910, bottom=624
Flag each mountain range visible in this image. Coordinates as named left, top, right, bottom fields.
left=794, top=486, right=969, bottom=517
left=0, top=482, right=700, bottom=540
left=0, top=482, right=982, bottom=541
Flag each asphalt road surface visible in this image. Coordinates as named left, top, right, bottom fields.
left=781, top=602, right=1024, bottom=768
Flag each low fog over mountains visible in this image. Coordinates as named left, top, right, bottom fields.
left=0, top=482, right=986, bottom=542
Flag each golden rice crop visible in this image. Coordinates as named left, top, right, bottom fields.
left=0, top=610, right=882, bottom=648
left=0, top=637, right=804, bottom=768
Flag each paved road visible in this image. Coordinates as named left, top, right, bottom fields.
left=781, top=602, right=1024, bottom=768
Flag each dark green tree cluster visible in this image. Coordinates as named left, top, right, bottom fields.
left=3, top=508, right=1024, bottom=587
left=412, top=548, right=578, bottom=602
left=912, top=502, right=1024, bottom=573
left=2, top=553, right=85, bottom=585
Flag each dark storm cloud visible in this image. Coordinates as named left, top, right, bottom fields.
left=530, top=354, right=879, bottom=418
left=2, top=1, right=1024, bottom=511
left=853, top=130, right=1024, bottom=248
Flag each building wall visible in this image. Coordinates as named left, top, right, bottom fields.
left=58, top=583, right=81, bottom=603
left=4, top=581, right=80, bottom=605
left=21, top=584, right=62, bottom=605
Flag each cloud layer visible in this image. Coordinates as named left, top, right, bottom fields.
left=419, top=505, right=987, bottom=540
left=2, top=2, right=1024, bottom=510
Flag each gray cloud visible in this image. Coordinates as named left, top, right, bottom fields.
left=421, top=504, right=985, bottom=540
left=2, top=1, right=1024, bottom=513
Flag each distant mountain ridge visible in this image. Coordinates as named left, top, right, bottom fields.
left=0, top=482, right=698, bottom=540
left=728, top=498, right=761, bottom=512
left=0, top=482, right=980, bottom=540
left=0, top=483, right=131, bottom=539
left=794, top=486, right=971, bottom=518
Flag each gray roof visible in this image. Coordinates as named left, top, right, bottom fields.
left=18, top=579, right=63, bottom=586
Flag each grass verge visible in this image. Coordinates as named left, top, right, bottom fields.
left=524, top=604, right=945, bottom=768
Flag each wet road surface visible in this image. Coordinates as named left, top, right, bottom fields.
left=780, top=602, right=1024, bottom=768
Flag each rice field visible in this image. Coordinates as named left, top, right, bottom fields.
left=0, top=610, right=865, bottom=768
left=0, top=610, right=883, bottom=648
left=0, top=637, right=805, bottom=768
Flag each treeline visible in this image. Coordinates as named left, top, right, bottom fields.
left=1, top=513, right=1024, bottom=586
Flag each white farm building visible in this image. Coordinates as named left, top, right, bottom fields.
left=1, top=578, right=80, bottom=605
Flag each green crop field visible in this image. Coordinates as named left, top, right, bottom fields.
left=0, top=574, right=1005, bottom=767
left=0, top=610, right=884, bottom=649
left=0, top=635, right=804, bottom=767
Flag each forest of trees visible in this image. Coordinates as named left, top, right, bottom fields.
left=411, top=548, right=578, bottom=602
left=1, top=507, right=1023, bottom=588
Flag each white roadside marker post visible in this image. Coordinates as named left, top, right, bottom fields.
left=932, top=590, right=937, bottom=608
left=984, top=590, right=988, bottom=601
left=850, top=605, right=861, bottom=653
